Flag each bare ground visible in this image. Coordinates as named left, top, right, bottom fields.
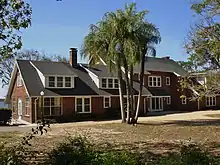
left=1, top=110, right=220, bottom=156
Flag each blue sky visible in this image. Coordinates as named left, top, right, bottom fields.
left=0, top=0, right=196, bottom=97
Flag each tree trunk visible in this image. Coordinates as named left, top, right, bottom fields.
left=117, top=61, right=126, bottom=123
left=129, top=66, right=135, bottom=122
left=122, top=58, right=131, bottom=124
left=135, top=53, right=146, bottom=121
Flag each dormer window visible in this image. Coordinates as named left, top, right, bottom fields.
left=101, top=78, right=119, bottom=89
left=46, top=76, right=74, bottom=88
left=108, top=79, right=113, bottom=88
left=57, top=77, right=63, bottom=87
left=65, top=77, right=71, bottom=87
left=48, top=76, right=55, bottom=87
left=148, top=76, right=161, bottom=87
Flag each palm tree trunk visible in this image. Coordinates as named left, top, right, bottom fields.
left=135, top=52, right=146, bottom=121
left=122, top=58, right=131, bottom=124
left=117, top=61, right=126, bottom=123
left=129, top=66, right=135, bottom=121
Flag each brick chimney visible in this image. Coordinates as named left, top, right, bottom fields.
left=69, top=48, right=77, bottom=67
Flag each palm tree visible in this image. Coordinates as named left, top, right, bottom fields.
left=134, top=22, right=161, bottom=122
left=81, top=14, right=127, bottom=123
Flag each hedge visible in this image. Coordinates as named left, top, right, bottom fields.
left=0, top=108, right=12, bottom=124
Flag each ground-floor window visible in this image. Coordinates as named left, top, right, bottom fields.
left=75, top=97, right=91, bottom=113
left=25, top=98, right=30, bottom=115
left=206, top=96, right=216, bottom=107
left=41, top=97, right=62, bottom=116
left=181, top=96, right=187, bottom=105
left=167, top=97, right=171, bottom=105
left=104, top=97, right=111, bottom=108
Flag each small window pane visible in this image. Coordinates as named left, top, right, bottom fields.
left=84, top=105, right=90, bottom=112
left=108, top=79, right=113, bottom=88
left=44, top=98, right=50, bottom=106
left=84, top=98, right=90, bottom=105
left=57, top=77, right=63, bottom=87
left=102, top=79, right=107, bottom=88
left=77, top=98, right=82, bottom=105
left=65, top=77, right=71, bottom=87
left=76, top=105, right=83, bottom=112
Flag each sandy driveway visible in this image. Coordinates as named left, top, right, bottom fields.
left=0, top=110, right=219, bottom=133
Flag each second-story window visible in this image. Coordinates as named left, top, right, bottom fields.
left=48, top=76, right=55, bottom=87
left=108, top=79, right=113, bottom=88
left=148, top=76, right=161, bottom=87
left=114, top=79, right=119, bottom=88
left=102, top=78, right=107, bottom=88
left=57, top=77, right=63, bottom=87
left=166, top=77, right=170, bottom=86
left=65, top=77, right=71, bottom=87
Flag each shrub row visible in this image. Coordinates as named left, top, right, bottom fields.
left=0, top=108, right=12, bottom=124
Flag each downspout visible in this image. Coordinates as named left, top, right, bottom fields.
left=34, top=98, right=39, bottom=123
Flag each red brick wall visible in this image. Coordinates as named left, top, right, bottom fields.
left=63, top=97, right=75, bottom=115
left=11, top=71, right=32, bottom=123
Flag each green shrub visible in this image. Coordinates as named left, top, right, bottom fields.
left=47, top=136, right=143, bottom=165
left=155, top=144, right=220, bottom=165
left=0, top=144, right=25, bottom=165
left=0, top=108, right=12, bottom=124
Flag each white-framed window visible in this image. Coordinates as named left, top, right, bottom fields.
left=57, top=77, right=63, bottom=87
left=41, top=97, right=62, bottom=116
left=75, top=97, right=91, bottom=113
left=181, top=96, right=187, bottom=105
left=166, top=77, right=170, bottom=86
left=104, top=97, right=111, bottom=108
left=206, top=96, right=216, bottom=107
left=47, top=76, right=73, bottom=88
left=148, top=76, right=162, bottom=87
left=17, top=74, right=23, bottom=87
left=48, top=76, right=55, bottom=87
left=101, top=78, right=119, bottom=89
left=25, top=97, right=30, bottom=115
left=114, top=79, right=119, bottom=88
left=65, top=77, right=71, bottom=87
left=101, top=78, right=107, bottom=88
left=108, top=79, right=113, bottom=88
left=167, top=97, right=171, bottom=105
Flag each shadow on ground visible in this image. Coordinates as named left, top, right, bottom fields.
left=138, top=119, right=220, bottom=126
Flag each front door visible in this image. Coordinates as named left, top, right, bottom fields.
left=18, top=98, right=22, bottom=119
left=149, top=97, right=163, bottom=112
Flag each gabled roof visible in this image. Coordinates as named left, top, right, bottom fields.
left=133, top=57, right=188, bottom=76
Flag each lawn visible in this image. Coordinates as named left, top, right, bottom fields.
left=1, top=119, right=220, bottom=156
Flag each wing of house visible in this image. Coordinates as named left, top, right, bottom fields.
left=6, top=48, right=209, bottom=124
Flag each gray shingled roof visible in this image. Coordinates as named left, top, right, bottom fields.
left=133, top=57, right=188, bottom=76
left=17, top=60, right=151, bottom=97
left=31, top=61, right=77, bottom=76
left=81, top=64, right=118, bottom=77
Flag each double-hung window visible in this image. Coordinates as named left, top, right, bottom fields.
left=181, top=96, right=187, bottom=105
left=148, top=76, right=161, bottom=87
left=166, top=77, right=170, bottom=86
left=65, top=77, right=71, bottom=87
left=42, top=97, right=62, bottom=116
left=114, top=79, right=119, bottom=88
left=104, top=97, right=111, bottom=108
left=102, top=79, right=107, bottom=88
left=167, top=97, right=171, bottom=105
left=206, top=96, right=216, bottom=106
left=25, top=98, right=30, bottom=115
left=48, top=76, right=55, bottom=87
left=57, top=77, right=63, bottom=87
left=76, top=97, right=91, bottom=113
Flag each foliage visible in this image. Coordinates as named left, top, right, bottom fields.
left=47, top=136, right=142, bottom=165
left=0, top=49, right=68, bottom=87
left=0, top=0, right=32, bottom=61
left=81, top=3, right=160, bottom=123
left=0, top=108, right=11, bottom=124
left=0, top=144, right=26, bottom=165
left=155, top=143, right=220, bottom=165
